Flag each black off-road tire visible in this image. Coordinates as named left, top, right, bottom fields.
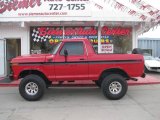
left=46, top=81, right=52, bottom=89
left=101, top=74, right=128, bottom=100
left=19, top=74, right=46, bottom=101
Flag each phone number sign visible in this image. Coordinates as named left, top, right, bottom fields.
left=0, top=0, right=91, bottom=17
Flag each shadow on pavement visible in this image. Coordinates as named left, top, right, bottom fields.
left=0, top=77, right=12, bottom=83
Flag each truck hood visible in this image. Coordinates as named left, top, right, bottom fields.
left=145, top=60, right=160, bottom=67
left=11, top=54, right=54, bottom=63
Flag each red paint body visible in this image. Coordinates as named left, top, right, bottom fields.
left=10, top=39, right=145, bottom=82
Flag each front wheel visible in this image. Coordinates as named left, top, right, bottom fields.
left=19, top=74, right=46, bottom=101
left=95, top=80, right=101, bottom=88
left=101, top=74, right=128, bottom=100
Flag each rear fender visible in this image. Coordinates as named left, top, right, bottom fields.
left=99, top=68, right=130, bottom=81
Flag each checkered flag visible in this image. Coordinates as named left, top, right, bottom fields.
left=31, top=27, right=51, bottom=42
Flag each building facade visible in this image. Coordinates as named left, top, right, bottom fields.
left=138, top=38, right=160, bottom=57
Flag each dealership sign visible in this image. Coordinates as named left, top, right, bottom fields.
left=30, top=26, right=131, bottom=44
left=37, top=26, right=131, bottom=37
left=0, top=0, right=91, bottom=17
left=30, top=26, right=98, bottom=44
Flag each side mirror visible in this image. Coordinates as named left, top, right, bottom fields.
left=64, top=49, right=68, bottom=57
left=132, top=48, right=143, bottom=54
left=64, top=49, right=68, bottom=62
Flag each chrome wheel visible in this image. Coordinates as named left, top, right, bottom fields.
left=25, top=82, right=38, bottom=96
left=109, top=81, right=122, bottom=95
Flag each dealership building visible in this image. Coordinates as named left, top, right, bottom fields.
left=0, top=0, right=159, bottom=77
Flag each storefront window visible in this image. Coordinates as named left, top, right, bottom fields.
left=30, top=26, right=132, bottom=54
left=30, top=26, right=63, bottom=54
left=100, top=26, right=132, bottom=54
left=64, top=26, right=98, bottom=52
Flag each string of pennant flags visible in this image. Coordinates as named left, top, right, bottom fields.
left=129, top=0, right=160, bottom=22
left=129, top=0, right=160, bottom=32
left=2, top=0, right=160, bottom=23
left=101, top=0, right=160, bottom=22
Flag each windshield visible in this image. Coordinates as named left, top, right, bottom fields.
left=144, top=56, right=155, bottom=60
left=51, top=42, right=62, bottom=54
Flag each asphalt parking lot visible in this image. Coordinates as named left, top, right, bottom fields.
left=0, top=72, right=160, bottom=120
left=147, top=72, right=160, bottom=80
left=0, top=81, right=160, bottom=120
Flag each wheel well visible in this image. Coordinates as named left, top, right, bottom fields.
left=99, top=68, right=130, bottom=81
left=18, top=70, right=51, bottom=85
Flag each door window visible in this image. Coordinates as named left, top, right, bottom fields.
left=60, top=42, right=84, bottom=55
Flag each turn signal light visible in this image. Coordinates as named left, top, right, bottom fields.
left=11, top=63, right=19, bottom=66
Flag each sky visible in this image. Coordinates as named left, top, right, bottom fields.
left=138, top=0, right=160, bottom=38
left=138, top=25, right=160, bottom=38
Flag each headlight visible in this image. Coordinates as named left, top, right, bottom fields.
left=145, top=64, right=150, bottom=69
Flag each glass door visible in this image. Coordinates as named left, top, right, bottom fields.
left=0, top=39, right=6, bottom=77
left=6, top=39, right=21, bottom=76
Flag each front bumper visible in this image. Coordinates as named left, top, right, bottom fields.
left=9, top=74, right=14, bottom=81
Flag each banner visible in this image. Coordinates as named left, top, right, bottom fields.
left=30, top=26, right=131, bottom=44
left=130, top=0, right=160, bottom=22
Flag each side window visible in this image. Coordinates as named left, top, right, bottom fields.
left=60, top=42, right=84, bottom=55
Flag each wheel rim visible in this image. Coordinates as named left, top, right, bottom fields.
left=109, top=81, right=122, bottom=95
left=25, top=82, right=39, bottom=96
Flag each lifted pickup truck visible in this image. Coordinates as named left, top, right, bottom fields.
left=10, top=39, right=145, bottom=101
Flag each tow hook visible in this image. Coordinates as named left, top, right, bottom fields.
left=141, top=73, right=146, bottom=78
left=130, top=78, right=138, bottom=81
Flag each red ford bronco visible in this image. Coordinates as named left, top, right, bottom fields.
left=10, top=39, right=145, bottom=101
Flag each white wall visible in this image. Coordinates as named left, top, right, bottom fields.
left=138, top=26, right=160, bottom=38
left=0, top=24, right=30, bottom=55
left=132, top=26, right=138, bottom=49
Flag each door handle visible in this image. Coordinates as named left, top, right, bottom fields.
left=47, top=58, right=52, bottom=62
left=79, top=58, right=85, bottom=60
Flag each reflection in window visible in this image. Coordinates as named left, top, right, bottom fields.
left=60, top=42, right=84, bottom=55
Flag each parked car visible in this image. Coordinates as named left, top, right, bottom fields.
left=155, top=57, right=160, bottom=61
left=144, top=55, right=160, bottom=72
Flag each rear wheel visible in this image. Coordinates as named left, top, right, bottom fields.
left=19, top=74, right=46, bottom=101
left=101, top=74, right=128, bottom=100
